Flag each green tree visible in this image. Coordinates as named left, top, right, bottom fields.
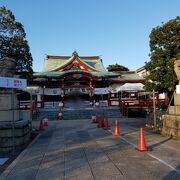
left=107, top=63, right=129, bottom=71
left=0, top=6, right=33, bottom=80
left=145, top=16, right=180, bottom=93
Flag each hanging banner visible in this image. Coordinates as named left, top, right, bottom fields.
left=0, top=77, right=27, bottom=89
left=26, top=87, right=62, bottom=95
left=26, top=86, right=42, bottom=94
left=44, top=88, right=61, bottom=95
left=94, top=88, right=109, bottom=94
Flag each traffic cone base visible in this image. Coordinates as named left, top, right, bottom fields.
left=136, top=128, right=148, bottom=152
left=113, top=120, right=120, bottom=136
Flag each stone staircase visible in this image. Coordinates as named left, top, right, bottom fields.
left=63, top=107, right=121, bottom=120
left=63, top=109, right=93, bottom=120
left=35, top=106, right=121, bottom=121
left=35, top=109, right=58, bottom=121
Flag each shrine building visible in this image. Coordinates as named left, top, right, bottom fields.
left=28, top=51, right=144, bottom=108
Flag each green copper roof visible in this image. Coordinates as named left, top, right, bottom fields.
left=34, top=69, right=117, bottom=78
left=33, top=51, right=115, bottom=78
left=109, top=71, right=145, bottom=81
left=33, top=52, right=144, bottom=82
left=42, top=52, right=106, bottom=72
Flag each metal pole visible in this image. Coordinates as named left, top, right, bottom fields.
left=11, top=88, right=15, bottom=155
left=153, top=89, right=156, bottom=130
left=30, top=92, right=33, bottom=130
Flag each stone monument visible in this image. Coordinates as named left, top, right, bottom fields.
left=162, top=59, right=180, bottom=139
left=0, top=57, right=30, bottom=153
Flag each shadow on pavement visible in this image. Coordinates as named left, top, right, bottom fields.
left=161, top=164, right=180, bottom=180
left=148, top=137, right=172, bottom=150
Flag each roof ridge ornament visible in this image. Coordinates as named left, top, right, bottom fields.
left=72, top=50, right=78, bottom=57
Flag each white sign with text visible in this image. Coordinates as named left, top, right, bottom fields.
left=0, top=77, right=27, bottom=89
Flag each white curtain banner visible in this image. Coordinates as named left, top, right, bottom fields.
left=94, top=88, right=109, bottom=94
left=109, top=83, right=144, bottom=92
left=118, top=83, right=144, bottom=91
left=26, top=87, right=62, bottom=95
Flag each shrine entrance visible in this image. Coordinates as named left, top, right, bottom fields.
left=63, top=88, right=89, bottom=109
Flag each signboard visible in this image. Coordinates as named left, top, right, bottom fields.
left=0, top=77, right=27, bottom=89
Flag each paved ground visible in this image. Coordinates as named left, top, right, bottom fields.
left=1, top=118, right=180, bottom=180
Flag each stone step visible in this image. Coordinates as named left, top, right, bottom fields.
left=35, top=107, right=121, bottom=121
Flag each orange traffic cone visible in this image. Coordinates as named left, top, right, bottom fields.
left=97, top=116, right=103, bottom=128
left=136, top=128, right=148, bottom=151
left=113, top=120, right=120, bottom=136
left=104, top=117, right=110, bottom=130
left=38, top=119, right=44, bottom=130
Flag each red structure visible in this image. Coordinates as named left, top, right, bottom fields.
left=27, top=51, right=145, bottom=108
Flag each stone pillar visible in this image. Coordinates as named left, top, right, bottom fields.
left=0, top=57, right=30, bottom=153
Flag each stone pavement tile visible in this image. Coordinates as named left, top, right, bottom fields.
left=66, top=175, right=94, bottom=180
left=91, top=162, right=121, bottom=177
left=161, top=170, right=180, bottom=180
left=50, top=135, right=64, bottom=142
left=66, top=140, right=84, bottom=145
left=4, top=165, right=39, bottom=180
left=27, top=144, right=50, bottom=157
left=49, top=138, right=64, bottom=145
left=41, top=154, right=64, bottom=168
left=65, top=149, right=84, bottom=161
left=89, top=130, right=108, bottom=139
left=44, top=149, right=64, bottom=159
left=95, top=137, right=119, bottom=148
left=65, top=165, right=93, bottom=179
left=35, top=165, right=64, bottom=180
left=103, top=143, right=128, bottom=154
left=115, top=162, right=157, bottom=180
left=95, top=174, right=126, bottom=180
left=149, top=146, right=180, bottom=168
left=84, top=146, right=103, bottom=154
left=12, top=154, right=43, bottom=170
left=65, top=158, right=88, bottom=170
left=82, top=141, right=98, bottom=148
left=86, top=152, right=109, bottom=164
left=46, top=144, right=64, bottom=153
left=65, top=143, right=83, bottom=151
left=114, top=150, right=172, bottom=180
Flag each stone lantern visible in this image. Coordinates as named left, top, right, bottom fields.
left=162, top=59, right=180, bottom=139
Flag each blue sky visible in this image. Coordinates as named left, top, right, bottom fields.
left=0, top=0, right=179, bottom=72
